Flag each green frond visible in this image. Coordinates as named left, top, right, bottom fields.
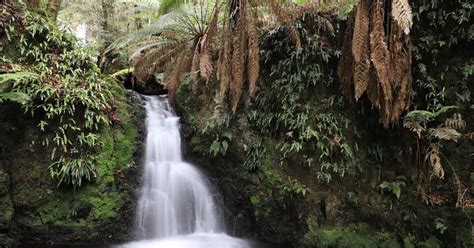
left=0, top=71, right=39, bottom=85
left=115, top=0, right=161, bottom=8
left=110, top=67, right=134, bottom=78
left=159, top=0, right=187, bottom=15
left=105, top=11, right=186, bottom=53
left=0, top=92, right=30, bottom=105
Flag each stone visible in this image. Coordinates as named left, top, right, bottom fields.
left=0, top=169, right=9, bottom=196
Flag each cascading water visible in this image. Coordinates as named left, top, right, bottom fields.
left=119, top=95, right=253, bottom=248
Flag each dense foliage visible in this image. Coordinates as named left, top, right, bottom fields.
left=0, top=8, right=115, bottom=187
left=249, top=18, right=355, bottom=183
left=406, top=0, right=473, bottom=209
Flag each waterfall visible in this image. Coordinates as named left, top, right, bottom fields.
left=119, top=95, right=252, bottom=248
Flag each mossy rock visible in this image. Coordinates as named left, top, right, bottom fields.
left=1, top=85, right=144, bottom=244
left=0, top=196, right=13, bottom=226
left=303, top=224, right=400, bottom=248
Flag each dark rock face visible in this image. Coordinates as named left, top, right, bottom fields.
left=0, top=90, right=146, bottom=247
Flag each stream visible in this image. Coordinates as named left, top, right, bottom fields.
left=117, top=95, right=254, bottom=248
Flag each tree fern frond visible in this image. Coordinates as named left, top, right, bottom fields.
left=167, top=49, right=192, bottom=99
left=351, top=0, right=370, bottom=101
left=263, top=0, right=301, bottom=47
left=105, top=11, right=186, bottom=53
left=230, top=1, right=247, bottom=112
left=159, top=0, right=188, bottom=15
left=218, top=19, right=232, bottom=101
left=199, top=52, right=213, bottom=82
left=429, top=127, right=462, bottom=142
left=338, top=12, right=354, bottom=102
left=403, top=118, right=424, bottom=138
left=0, top=71, right=39, bottom=85
left=426, top=145, right=444, bottom=180
left=444, top=114, right=466, bottom=130
left=134, top=41, right=187, bottom=80
left=191, top=41, right=201, bottom=93
left=0, top=92, right=30, bottom=105
left=248, top=8, right=260, bottom=97
left=391, top=0, right=413, bottom=35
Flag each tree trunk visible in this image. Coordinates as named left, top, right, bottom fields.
left=100, top=0, right=115, bottom=45
left=47, top=0, right=62, bottom=21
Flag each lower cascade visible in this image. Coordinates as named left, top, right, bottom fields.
left=119, top=95, right=252, bottom=248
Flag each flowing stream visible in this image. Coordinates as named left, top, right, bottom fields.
left=119, top=96, right=252, bottom=248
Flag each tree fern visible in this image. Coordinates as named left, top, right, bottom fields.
left=158, top=0, right=188, bottom=15
left=429, top=127, right=462, bottom=142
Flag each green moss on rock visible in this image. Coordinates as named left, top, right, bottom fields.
left=303, top=224, right=400, bottom=248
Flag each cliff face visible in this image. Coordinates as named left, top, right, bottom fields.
left=0, top=90, right=145, bottom=246
left=173, top=16, right=472, bottom=247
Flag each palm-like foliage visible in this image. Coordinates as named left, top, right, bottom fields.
left=108, top=0, right=352, bottom=110
left=108, top=1, right=221, bottom=96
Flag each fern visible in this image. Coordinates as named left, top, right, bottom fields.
left=0, top=92, right=30, bottom=104
left=391, top=0, right=413, bottom=35
left=158, top=0, right=187, bottom=15
left=444, top=114, right=466, bottom=130
left=429, top=127, right=462, bottom=142
left=0, top=71, right=39, bottom=85
left=426, top=145, right=444, bottom=179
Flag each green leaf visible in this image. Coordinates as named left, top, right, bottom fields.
left=250, top=195, right=260, bottom=205
left=0, top=92, right=30, bottom=104
left=394, top=187, right=402, bottom=199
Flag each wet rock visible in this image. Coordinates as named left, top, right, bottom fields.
left=0, top=168, right=9, bottom=196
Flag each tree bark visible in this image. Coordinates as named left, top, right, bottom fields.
left=47, top=0, right=62, bottom=21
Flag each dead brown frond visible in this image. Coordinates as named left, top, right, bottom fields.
left=230, top=1, right=247, bottom=112
left=199, top=52, right=213, bottom=83
left=388, top=21, right=412, bottom=124
left=315, top=14, right=335, bottom=35
left=391, top=0, right=413, bottom=35
left=445, top=116, right=466, bottom=130
left=264, top=0, right=301, bottom=48
left=426, top=145, right=444, bottom=180
left=191, top=41, right=201, bottom=93
left=248, top=9, right=260, bottom=97
left=134, top=42, right=187, bottom=81
left=202, top=2, right=220, bottom=52
left=337, top=13, right=354, bottom=102
left=429, top=127, right=462, bottom=142
left=351, top=0, right=370, bottom=100
left=218, top=19, right=233, bottom=101
left=368, top=0, right=390, bottom=110
left=339, top=0, right=413, bottom=127
left=464, top=132, right=474, bottom=140
left=167, top=49, right=192, bottom=99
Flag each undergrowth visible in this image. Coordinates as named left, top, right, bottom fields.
left=0, top=9, right=116, bottom=188
left=247, top=20, right=355, bottom=183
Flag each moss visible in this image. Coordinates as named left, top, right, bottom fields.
left=303, top=224, right=400, bottom=248
left=0, top=196, right=13, bottom=225
left=35, top=84, right=138, bottom=228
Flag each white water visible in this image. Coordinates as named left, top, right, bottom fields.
left=119, top=96, right=252, bottom=248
